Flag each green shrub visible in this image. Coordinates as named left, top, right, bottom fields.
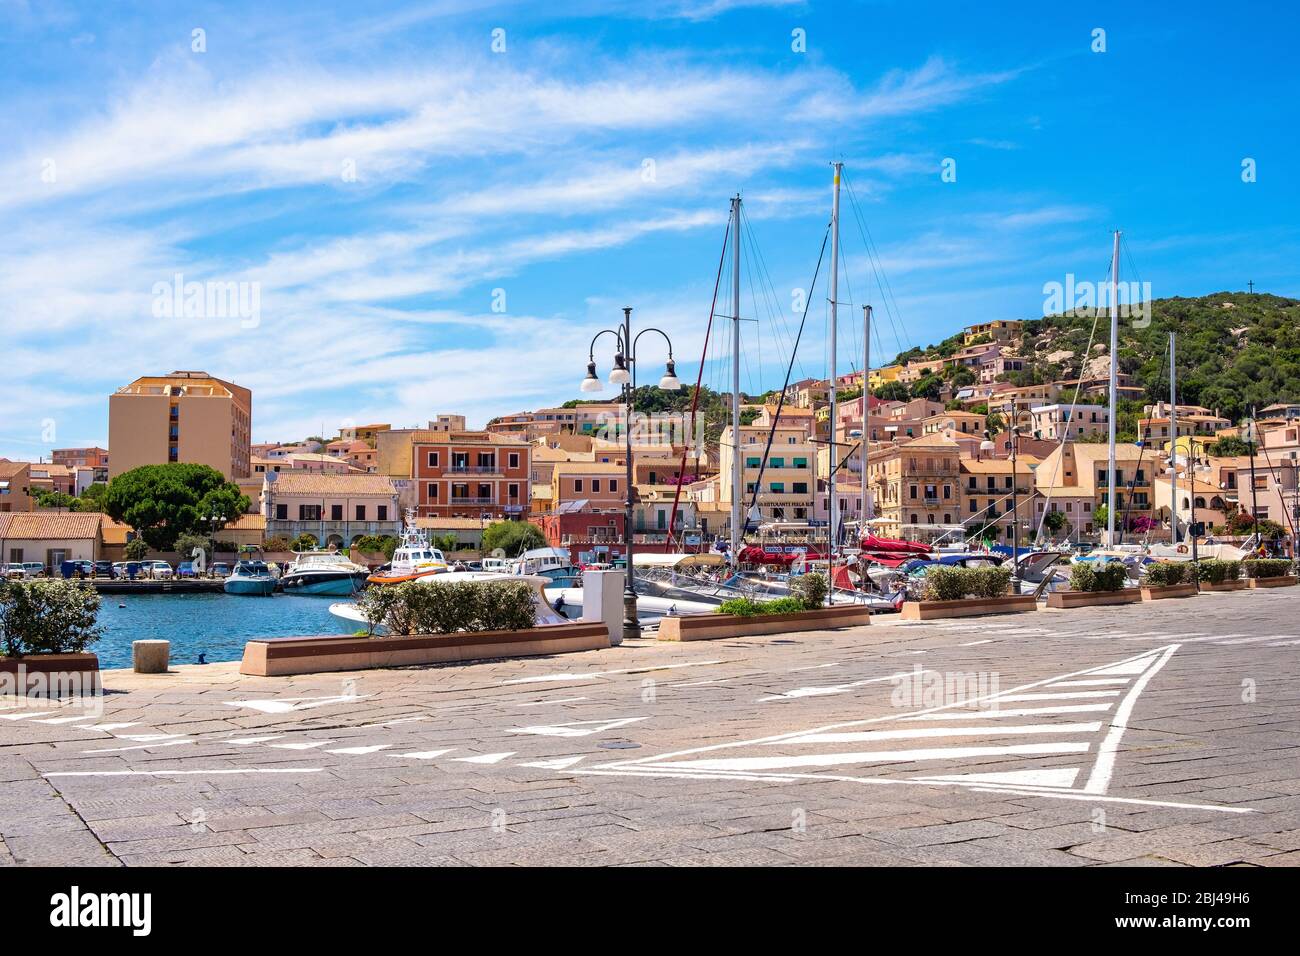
left=123, top=538, right=149, bottom=560
left=1243, top=558, right=1293, bottom=579
left=718, top=596, right=810, bottom=616
left=0, top=580, right=103, bottom=656
left=1142, top=562, right=1185, bottom=587
left=760, top=597, right=809, bottom=615
left=790, top=572, right=828, bottom=609
left=358, top=580, right=535, bottom=636
left=921, top=565, right=1011, bottom=601
left=1069, top=561, right=1128, bottom=592
left=1193, top=559, right=1240, bottom=584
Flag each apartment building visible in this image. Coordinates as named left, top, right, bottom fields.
left=1034, top=442, right=1155, bottom=529
left=866, top=433, right=964, bottom=540
left=410, top=431, right=531, bottom=520
left=0, top=461, right=32, bottom=512
left=51, top=447, right=109, bottom=469
left=960, top=456, right=1041, bottom=542
left=108, top=371, right=251, bottom=479
left=1030, top=404, right=1109, bottom=441
left=921, top=410, right=987, bottom=437
left=964, top=319, right=1023, bottom=345
left=718, top=423, right=816, bottom=523
left=262, top=473, right=400, bottom=548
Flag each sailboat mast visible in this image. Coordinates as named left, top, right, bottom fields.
left=1169, top=331, right=1177, bottom=545
left=1107, top=229, right=1120, bottom=544
left=828, top=162, right=842, bottom=584
left=729, top=195, right=742, bottom=559
left=862, top=304, right=871, bottom=533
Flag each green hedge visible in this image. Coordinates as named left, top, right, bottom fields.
left=1193, top=559, right=1241, bottom=584
left=0, top=580, right=103, bottom=656
left=1068, top=561, right=1129, bottom=592
left=358, top=580, right=535, bottom=636
left=719, top=596, right=810, bottom=617
left=1243, top=559, right=1293, bottom=579
left=1142, top=561, right=1186, bottom=587
left=921, top=566, right=1012, bottom=602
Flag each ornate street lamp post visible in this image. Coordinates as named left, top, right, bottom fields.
left=581, top=307, right=679, bottom=640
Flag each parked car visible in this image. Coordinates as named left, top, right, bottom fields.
left=22, top=562, right=46, bottom=577
left=3, top=563, right=29, bottom=579
left=210, top=562, right=232, bottom=578
left=59, top=560, right=95, bottom=578
left=144, top=560, right=173, bottom=580
left=94, top=560, right=114, bottom=578
left=176, top=561, right=198, bottom=578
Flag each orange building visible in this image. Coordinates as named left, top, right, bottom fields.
left=108, top=371, right=251, bottom=479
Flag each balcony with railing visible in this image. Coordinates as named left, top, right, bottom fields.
left=446, top=464, right=504, bottom=475
left=450, top=496, right=495, bottom=505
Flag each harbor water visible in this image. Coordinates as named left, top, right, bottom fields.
left=93, top=592, right=358, bottom=669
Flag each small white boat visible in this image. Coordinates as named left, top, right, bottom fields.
left=367, top=510, right=448, bottom=585
left=223, top=560, right=277, bottom=596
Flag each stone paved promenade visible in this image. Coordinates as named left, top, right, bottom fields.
left=2, top=588, right=1299, bottom=866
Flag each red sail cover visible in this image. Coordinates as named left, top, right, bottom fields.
left=737, top=545, right=827, bottom=565
left=860, top=533, right=933, bottom=556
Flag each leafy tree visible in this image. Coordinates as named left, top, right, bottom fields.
left=174, top=533, right=213, bottom=563
left=481, top=521, right=545, bottom=557
left=34, top=490, right=78, bottom=510
left=1207, top=435, right=1253, bottom=457
left=909, top=374, right=943, bottom=401
left=291, top=533, right=319, bottom=551
left=875, top=382, right=910, bottom=403
left=1042, top=510, right=1069, bottom=535
left=352, top=534, right=399, bottom=558
left=103, top=464, right=249, bottom=552
left=1093, top=504, right=1109, bottom=529
left=262, top=535, right=292, bottom=552
left=124, top=538, right=149, bottom=561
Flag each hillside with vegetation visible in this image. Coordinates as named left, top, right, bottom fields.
left=885, top=292, right=1300, bottom=441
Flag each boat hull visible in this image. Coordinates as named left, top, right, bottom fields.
left=223, top=577, right=277, bottom=596
left=367, top=569, right=446, bottom=586
left=281, top=572, right=367, bottom=596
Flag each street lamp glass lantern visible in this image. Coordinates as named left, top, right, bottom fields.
left=608, top=354, right=631, bottom=385
left=658, top=359, right=680, bottom=391
left=580, top=361, right=603, bottom=393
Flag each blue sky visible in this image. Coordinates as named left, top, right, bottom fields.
left=2, top=0, right=1296, bottom=460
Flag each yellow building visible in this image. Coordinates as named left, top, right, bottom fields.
left=963, top=320, right=1024, bottom=345
left=867, top=365, right=904, bottom=390
left=867, top=433, right=964, bottom=540
left=109, top=371, right=252, bottom=479
left=719, top=423, right=816, bottom=523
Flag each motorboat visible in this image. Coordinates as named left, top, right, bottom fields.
left=280, top=550, right=370, bottom=596
left=329, top=572, right=568, bottom=631
left=509, top=547, right=582, bottom=587
left=366, top=511, right=448, bottom=585
left=223, top=560, right=277, bottom=596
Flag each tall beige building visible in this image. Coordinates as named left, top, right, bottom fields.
left=109, top=371, right=252, bottom=479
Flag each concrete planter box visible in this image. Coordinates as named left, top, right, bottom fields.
left=1046, top=588, right=1141, bottom=609
left=1140, top=582, right=1199, bottom=601
left=901, top=595, right=1037, bottom=621
left=657, top=605, right=873, bottom=642
left=1248, top=575, right=1298, bottom=589
left=0, top=653, right=100, bottom=694
left=240, top=622, right=609, bottom=676
left=1198, top=579, right=1247, bottom=592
